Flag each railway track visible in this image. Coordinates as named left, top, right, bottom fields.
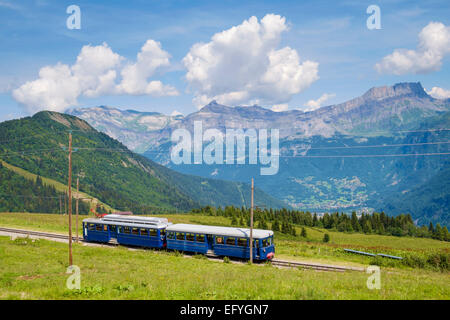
left=271, top=259, right=363, bottom=272
left=0, top=226, right=76, bottom=241
left=0, top=226, right=364, bottom=272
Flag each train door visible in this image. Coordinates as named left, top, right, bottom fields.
left=109, top=225, right=117, bottom=238
left=207, top=235, right=214, bottom=250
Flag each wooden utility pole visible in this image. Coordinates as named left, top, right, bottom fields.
left=249, top=178, right=254, bottom=264
left=68, top=132, right=73, bottom=266
left=76, top=177, right=79, bottom=243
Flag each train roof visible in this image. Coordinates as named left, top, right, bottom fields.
left=103, top=214, right=169, bottom=224
left=83, top=215, right=170, bottom=229
left=166, top=224, right=273, bottom=239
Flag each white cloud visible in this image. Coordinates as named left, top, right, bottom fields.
left=303, top=93, right=335, bottom=111
left=13, top=41, right=178, bottom=114
left=426, top=86, right=450, bottom=99
left=375, top=22, right=450, bottom=75
left=271, top=103, right=289, bottom=112
left=116, top=40, right=178, bottom=96
left=183, top=14, right=319, bottom=109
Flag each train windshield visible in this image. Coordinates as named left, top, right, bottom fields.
left=262, top=236, right=273, bottom=247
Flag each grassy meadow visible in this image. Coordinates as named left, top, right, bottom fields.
left=0, top=212, right=449, bottom=299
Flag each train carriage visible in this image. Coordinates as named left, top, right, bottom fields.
left=165, top=224, right=275, bottom=261
left=83, top=214, right=170, bottom=248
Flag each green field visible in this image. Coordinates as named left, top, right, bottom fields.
left=1, top=236, right=449, bottom=300
left=0, top=212, right=449, bottom=299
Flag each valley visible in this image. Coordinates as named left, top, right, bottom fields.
left=69, top=82, right=450, bottom=227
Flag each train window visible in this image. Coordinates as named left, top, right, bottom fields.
left=196, top=234, right=205, bottom=242
left=109, top=225, right=117, bottom=232
left=263, top=238, right=272, bottom=247
left=215, top=236, right=224, bottom=244
left=253, top=240, right=259, bottom=248
left=167, top=232, right=175, bottom=240
left=132, top=228, right=139, bottom=235
left=104, top=225, right=108, bottom=231
left=237, top=238, right=247, bottom=247
left=88, top=224, right=95, bottom=231
left=150, top=229, right=157, bottom=237
left=226, top=237, right=236, bottom=245
left=176, top=232, right=185, bottom=240
left=268, top=237, right=273, bottom=246
left=123, top=227, right=131, bottom=234
left=141, top=229, right=148, bottom=236
left=160, top=229, right=166, bottom=236
left=96, top=224, right=103, bottom=231
left=186, top=233, right=195, bottom=241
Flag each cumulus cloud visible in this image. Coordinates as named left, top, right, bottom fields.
left=426, top=86, right=450, bottom=99
left=13, top=41, right=177, bottom=114
left=117, top=40, right=178, bottom=96
left=303, top=93, right=335, bottom=111
left=183, top=14, right=319, bottom=109
left=375, top=22, right=450, bottom=75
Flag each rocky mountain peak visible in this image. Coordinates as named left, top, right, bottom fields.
left=362, top=82, right=429, bottom=101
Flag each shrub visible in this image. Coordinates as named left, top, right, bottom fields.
left=323, top=233, right=330, bottom=243
left=301, top=227, right=307, bottom=238
left=426, top=253, right=449, bottom=271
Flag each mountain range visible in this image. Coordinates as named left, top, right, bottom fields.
left=0, top=111, right=285, bottom=214
left=68, top=82, right=450, bottom=226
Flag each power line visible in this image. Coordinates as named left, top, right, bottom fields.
left=350, top=128, right=450, bottom=134
left=296, top=141, right=450, bottom=150
left=0, top=193, right=63, bottom=199
left=278, top=152, right=450, bottom=158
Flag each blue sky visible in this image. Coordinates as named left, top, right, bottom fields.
left=0, top=0, right=449, bottom=120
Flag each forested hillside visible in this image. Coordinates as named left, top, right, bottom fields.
left=0, top=161, right=90, bottom=213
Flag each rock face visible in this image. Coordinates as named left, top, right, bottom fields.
left=67, top=82, right=450, bottom=226
left=148, top=82, right=446, bottom=142
left=68, top=106, right=183, bottom=153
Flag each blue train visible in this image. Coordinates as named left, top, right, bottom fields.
left=83, top=214, right=275, bottom=261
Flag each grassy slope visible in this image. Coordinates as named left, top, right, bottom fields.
left=0, top=212, right=448, bottom=299
left=0, top=236, right=448, bottom=300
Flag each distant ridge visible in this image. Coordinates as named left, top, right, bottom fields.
left=66, top=82, right=450, bottom=226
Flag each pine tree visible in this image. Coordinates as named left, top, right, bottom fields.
left=323, top=233, right=330, bottom=243
left=313, top=213, right=318, bottom=226
left=272, top=220, right=280, bottom=232
left=443, top=226, right=450, bottom=242
left=291, top=225, right=297, bottom=236
left=363, top=220, right=372, bottom=234
left=434, top=223, right=444, bottom=240
left=281, top=221, right=289, bottom=234
left=301, top=227, right=307, bottom=238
